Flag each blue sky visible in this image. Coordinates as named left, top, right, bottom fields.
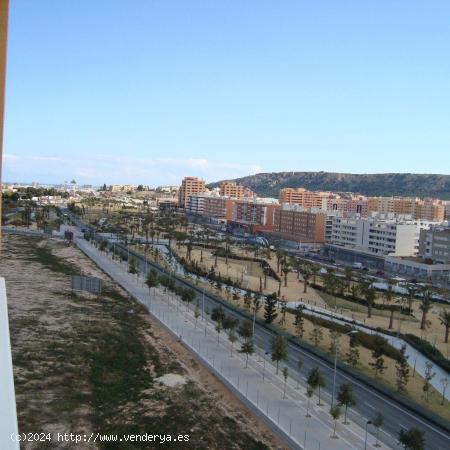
left=3, top=1, right=450, bottom=186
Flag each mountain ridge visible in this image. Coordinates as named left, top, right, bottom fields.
left=208, top=172, right=450, bottom=199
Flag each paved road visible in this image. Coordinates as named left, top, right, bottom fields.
left=62, top=216, right=450, bottom=450
left=75, top=234, right=391, bottom=450
left=115, top=241, right=450, bottom=450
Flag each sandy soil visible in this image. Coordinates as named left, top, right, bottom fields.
left=1, top=234, right=287, bottom=450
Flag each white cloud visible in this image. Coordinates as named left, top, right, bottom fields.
left=2, top=152, right=262, bottom=186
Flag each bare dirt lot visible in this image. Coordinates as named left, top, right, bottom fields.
left=1, top=234, right=285, bottom=450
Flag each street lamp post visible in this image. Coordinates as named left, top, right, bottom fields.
left=331, top=329, right=358, bottom=407
left=364, top=420, right=372, bottom=450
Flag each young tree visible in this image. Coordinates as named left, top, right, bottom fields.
left=439, top=309, right=450, bottom=343
left=228, top=330, right=237, bottom=357
left=222, top=315, right=239, bottom=332
left=145, top=269, right=159, bottom=298
left=239, top=340, right=254, bottom=368
left=181, top=288, right=196, bottom=307
left=330, top=405, right=341, bottom=438
left=128, top=256, right=138, bottom=275
left=211, top=306, right=226, bottom=323
left=398, top=427, right=425, bottom=450
left=369, top=336, right=387, bottom=378
left=373, top=412, right=384, bottom=448
left=238, top=320, right=253, bottom=341
left=252, top=295, right=262, bottom=320
left=329, top=329, right=341, bottom=356
left=282, top=367, right=289, bottom=399
left=279, top=297, right=287, bottom=328
left=271, top=335, right=288, bottom=374
left=243, top=290, right=252, bottom=311
left=215, top=318, right=223, bottom=343
left=305, top=386, right=314, bottom=418
left=346, top=332, right=360, bottom=368
left=308, top=367, right=326, bottom=406
left=395, top=345, right=410, bottom=394
left=264, top=293, right=278, bottom=324
left=337, top=383, right=356, bottom=424
left=194, top=301, right=200, bottom=328
left=294, top=304, right=305, bottom=339
left=422, top=361, right=435, bottom=403
left=309, top=323, right=324, bottom=347
left=344, top=266, right=353, bottom=292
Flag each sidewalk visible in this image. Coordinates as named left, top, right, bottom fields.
left=75, top=236, right=391, bottom=450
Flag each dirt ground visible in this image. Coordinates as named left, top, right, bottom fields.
left=1, top=234, right=286, bottom=450
left=180, top=243, right=450, bottom=359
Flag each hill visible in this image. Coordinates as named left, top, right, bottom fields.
left=210, top=172, right=450, bottom=199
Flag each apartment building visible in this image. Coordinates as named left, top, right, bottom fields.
left=272, top=205, right=326, bottom=243
left=329, top=216, right=433, bottom=256
left=203, top=196, right=234, bottom=221
left=368, top=196, right=444, bottom=221
left=185, top=194, right=206, bottom=216
left=230, top=198, right=279, bottom=233
left=419, top=226, right=450, bottom=264
left=326, top=196, right=368, bottom=216
left=110, top=184, right=137, bottom=192
left=219, top=181, right=254, bottom=198
left=279, top=187, right=330, bottom=208
left=178, top=177, right=207, bottom=208
left=443, top=201, right=450, bottom=221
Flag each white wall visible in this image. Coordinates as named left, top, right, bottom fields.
left=0, top=278, right=19, bottom=450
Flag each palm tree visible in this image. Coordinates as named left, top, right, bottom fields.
left=361, top=281, right=376, bottom=318
left=384, top=280, right=397, bottom=329
left=419, top=288, right=432, bottom=331
left=311, top=264, right=320, bottom=285
left=302, top=269, right=312, bottom=294
left=439, top=309, right=450, bottom=343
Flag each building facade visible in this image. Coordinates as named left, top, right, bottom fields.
left=279, top=187, right=329, bottom=208
left=329, top=216, right=433, bottom=256
left=272, top=205, right=326, bottom=243
left=230, top=199, right=279, bottom=233
left=368, top=196, right=445, bottom=221
left=178, top=177, right=207, bottom=208
left=419, top=226, right=450, bottom=264
left=218, top=181, right=253, bottom=199
left=326, top=196, right=368, bottom=216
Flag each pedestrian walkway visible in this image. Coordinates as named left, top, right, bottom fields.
left=75, top=236, right=391, bottom=450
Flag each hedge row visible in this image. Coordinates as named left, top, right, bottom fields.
left=310, top=283, right=412, bottom=314
left=288, top=307, right=403, bottom=362
left=403, top=334, right=450, bottom=373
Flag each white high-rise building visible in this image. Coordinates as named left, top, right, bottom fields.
left=329, top=216, right=436, bottom=256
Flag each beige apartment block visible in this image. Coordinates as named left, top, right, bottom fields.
left=368, top=196, right=445, bottom=221
left=230, top=199, right=279, bottom=233
left=178, top=176, right=207, bottom=208
left=273, top=207, right=326, bottom=243
left=219, top=181, right=254, bottom=199
left=279, top=187, right=329, bottom=208
left=325, top=196, right=368, bottom=216
left=203, top=196, right=234, bottom=220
